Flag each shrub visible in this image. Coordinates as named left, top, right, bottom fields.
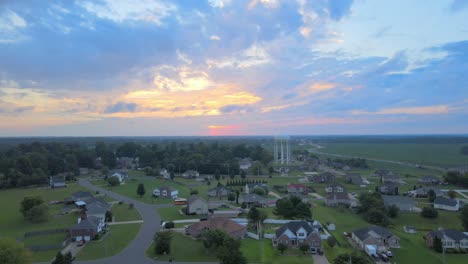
left=118, top=200, right=124, bottom=205
left=190, top=190, right=199, bottom=195
left=327, top=236, right=337, bottom=248
left=241, top=202, right=247, bottom=209
left=129, top=203, right=134, bottom=209
left=164, top=221, right=175, bottom=229
left=421, top=207, right=438, bottom=218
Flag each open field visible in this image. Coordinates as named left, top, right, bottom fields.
left=0, top=183, right=88, bottom=261
left=76, top=223, right=141, bottom=260
left=319, top=143, right=467, bottom=167
left=111, top=203, right=142, bottom=222
left=157, top=206, right=200, bottom=221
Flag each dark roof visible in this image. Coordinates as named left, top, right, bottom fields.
left=156, top=186, right=177, bottom=192
left=434, top=196, right=458, bottom=207
left=242, top=193, right=266, bottom=203
left=382, top=174, right=400, bottom=180
left=326, top=192, right=350, bottom=200
left=71, top=191, right=93, bottom=200
left=420, top=175, right=440, bottom=181
left=353, top=226, right=395, bottom=241
left=427, top=229, right=468, bottom=242
left=275, top=221, right=314, bottom=238
left=50, top=175, right=65, bottom=183
left=188, top=218, right=245, bottom=237
left=85, top=200, right=110, bottom=215
left=246, top=183, right=268, bottom=189
left=71, top=216, right=101, bottom=230
left=382, top=195, right=415, bottom=206
left=188, top=195, right=206, bottom=204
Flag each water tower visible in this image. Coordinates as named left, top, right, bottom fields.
left=274, top=135, right=290, bottom=165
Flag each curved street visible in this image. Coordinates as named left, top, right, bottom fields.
left=69, top=178, right=216, bottom=264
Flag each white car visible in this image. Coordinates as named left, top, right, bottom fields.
left=385, top=251, right=393, bottom=257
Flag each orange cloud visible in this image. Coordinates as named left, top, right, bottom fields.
left=351, top=105, right=454, bottom=115
left=309, top=83, right=336, bottom=92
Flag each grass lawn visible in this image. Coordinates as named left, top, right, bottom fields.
left=111, top=203, right=142, bottom=222
left=0, top=183, right=89, bottom=261
left=146, top=232, right=218, bottom=262
left=391, top=210, right=463, bottom=231
left=320, top=143, right=468, bottom=167
left=241, top=238, right=315, bottom=264
left=76, top=223, right=141, bottom=260
left=157, top=206, right=199, bottom=221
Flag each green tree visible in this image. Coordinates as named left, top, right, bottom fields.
left=387, top=204, right=399, bottom=218
left=227, top=193, right=235, bottom=202
left=51, top=251, right=64, bottom=264
left=299, top=243, right=309, bottom=254
left=20, top=196, right=44, bottom=217
left=252, top=187, right=265, bottom=196
left=461, top=204, right=468, bottom=230
left=235, top=190, right=240, bottom=204
left=0, top=237, right=32, bottom=264
left=293, top=202, right=312, bottom=219
left=63, top=252, right=73, bottom=264
left=428, top=189, right=436, bottom=203
left=274, top=198, right=293, bottom=218
left=25, top=203, right=49, bottom=223
left=137, top=183, right=146, bottom=198
left=433, top=236, right=443, bottom=253
left=365, top=208, right=389, bottom=226
left=105, top=210, right=113, bottom=222
left=216, top=237, right=247, bottom=264
left=277, top=242, right=288, bottom=255
left=447, top=190, right=457, bottom=199
left=240, top=170, right=246, bottom=179
left=154, top=231, right=172, bottom=255
left=214, top=169, right=221, bottom=181
left=201, top=229, right=226, bottom=249
left=421, top=207, right=438, bottom=218
left=327, top=236, right=337, bottom=248
left=107, top=176, right=120, bottom=187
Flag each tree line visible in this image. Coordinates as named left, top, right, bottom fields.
left=0, top=141, right=273, bottom=189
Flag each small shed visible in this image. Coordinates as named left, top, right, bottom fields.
left=327, top=222, right=336, bottom=231
left=404, top=226, right=417, bottom=234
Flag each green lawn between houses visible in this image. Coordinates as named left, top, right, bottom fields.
left=0, top=183, right=88, bottom=262
left=76, top=223, right=141, bottom=260
left=146, top=232, right=314, bottom=264
left=110, top=203, right=142, bottom=222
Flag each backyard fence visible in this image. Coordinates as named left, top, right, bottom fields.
left=247, top=232, right=260, bottom=240
left=264, top=233, right=275, bottom=239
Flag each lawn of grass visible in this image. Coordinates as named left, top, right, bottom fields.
left=76, top=223, right=141, bottom=260
left=320, top=143, right=467, bottom=167
left=146, top=232, right=218, bottom=262
left=241, top=238, right=315, bottom=264
left=391, top=210, right=463, bottom=231
left=0, top=183, right=88, bottom=261
left=157, top=206, right=200, bottom=221
left=111, top=203, right=142, bottom=222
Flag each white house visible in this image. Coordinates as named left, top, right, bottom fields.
left=160, top=169, right=170, bottom=179
left=433, top=196, right=460, bottom=211
left=111, top=172, right=126, bottom=183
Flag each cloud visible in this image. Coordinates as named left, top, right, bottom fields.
left=152, top=66, right=214, bottom=92
left=350, top=105, right=455, bottom=115
left=210, top=35, right=221, bottom=41
left=327, top=0, right=354, bottom=21
left=219, top=104, right=252, bottom=113
left=0, top=9, right=28, bottom=43
left=207, top=43, right=272, bottom=68
left=309, top=83, right=337, bottom=93
left=208, top=0, right=231, bottom=9
left=105, top=102, right=137, bottom=113
left=248, top=0, right=281, bottom=10
left=79, top=0, right=176, bottom=25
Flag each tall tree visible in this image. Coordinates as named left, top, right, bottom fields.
left=137, top=183, right=146, bottom=198
left=240, top=170, right=246, bottom=179
left=20, top=196, right=44, bottom=217
left=0, top=238, right=32, bottom=264
left=460, top=204, right=468, bottom=230
left=214, top=169, right=221, bottom=181
left=154, top=231, right=172, bottom=255
left=216, top=237, right=247, bottom=264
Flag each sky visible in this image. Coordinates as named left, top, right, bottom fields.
left=0, top=0, right=467, bottom=136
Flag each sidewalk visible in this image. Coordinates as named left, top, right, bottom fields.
left=107, top=220, right=144, bottom=225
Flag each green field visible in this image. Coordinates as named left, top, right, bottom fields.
left=157, top=206, right=199, bottom=221
left=320, top=143, right=467, bottom=167
left=76, top=223, right=141, bottom=260
left=111, top=203, right=142, bottom=222
left=0, top=183, right=88, bottom=261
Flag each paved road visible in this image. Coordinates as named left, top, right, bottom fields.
left=70, top=179, right=217, bottom=264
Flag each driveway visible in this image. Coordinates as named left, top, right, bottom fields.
left=313, top=254, right=330, bottom=264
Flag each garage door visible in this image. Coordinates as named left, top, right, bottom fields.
left=76, top=236, right=82, bottom=241
left=84, top=236, right=91, bottom=241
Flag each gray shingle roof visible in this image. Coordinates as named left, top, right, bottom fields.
left=275, top=221, right=314, bottom=238
left=188, top=195, right=206, bottom=204
left=427, top=229, right=468, bottom=242
left=353, top=226, right=394, bottom=241
left=242, top=193, right=266, bottom=203
left=434, top=196, right=458, bottom=207
left=382, top=195, right=415, bottom=206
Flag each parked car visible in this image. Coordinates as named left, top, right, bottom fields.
left=310, top=248, right=317, bottom=254
left=385, top=250, right=393, bottom=257
left=371, top=254, right=380, bottom=261
left=77, top=240, right=85, bottom=247
left=378, top=253, right=389, bottom=262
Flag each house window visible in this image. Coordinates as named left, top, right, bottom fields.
left=298, top=233, right=305, bottom=237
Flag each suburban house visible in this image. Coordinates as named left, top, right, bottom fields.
left=242, top=194, right=267, bottom=208
left=433, top=196, right=460, bottom=211
left=287, top=183, right=310, bottom=195
left=344, top=173, right=365, bottom=186
left=419, top=175, right=441, bottom=185
left=325, top=192, right=352, bottom=207
left=83, top=197, right=110, bottom=220
left=272, top=221, right=322, bottom=251
left=186, top=217, right=247, bottom=239
left=425, top=229, right=468, bottom=251
left=404, top=226, right=417, bottom=234
left=382, top=195, right=416, bottom=212
left=351, top=226, right=400, bottom=251
left=407, top=187, right=443, bottom=198
left=239, top=158, right=253, bottom=170
left=68, top=215, right=105, bottom=242
left=152, top=186, right=179, bottom=199
left=309, top=172, right=336, bottom=184
left=110, top=171, right=127, bottom=183
left=325, top=184, right=345, bottom=194
left=381, top=174, right=402, bottom=184
left=70, top=191, right=94, bottom=203
left=378, top=183, right=399, bottom=195
left=182, top=170, right=200, bottom=179
left=245, top=183, right=269, bottom=194
left=186, top=195, right=208, bottom=215
left=207, top=185, right=232, bottom=198
left=374, top=169, right=393, bottom=177
left=49, top=175, right=66, bottom=188
left=160, top=169, right=170, bottom=179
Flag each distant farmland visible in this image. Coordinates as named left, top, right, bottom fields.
left=319, top=143, right=468, bottom=167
